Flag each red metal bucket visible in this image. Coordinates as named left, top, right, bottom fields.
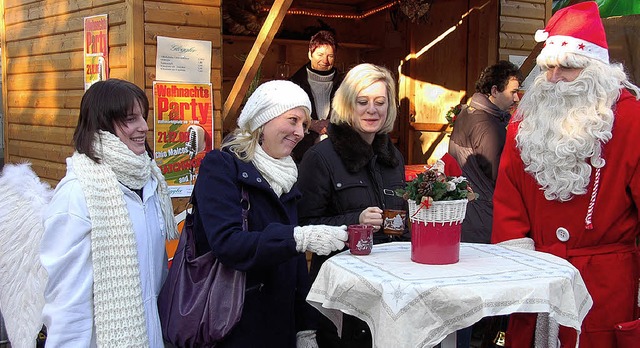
left=411, top=221, right=461, bottom=265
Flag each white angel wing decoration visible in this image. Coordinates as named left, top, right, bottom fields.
left=0, top=163, right=52, bottom=348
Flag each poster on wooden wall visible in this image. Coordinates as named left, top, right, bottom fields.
left=153, top=82, right=213, bottom=197
left=83, top=14, right=109, bottom=90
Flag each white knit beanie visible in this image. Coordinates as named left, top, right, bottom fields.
left=237, top=80, right=312, bottom=132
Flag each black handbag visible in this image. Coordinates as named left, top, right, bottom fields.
left=158, top=188, right=249, bottom=347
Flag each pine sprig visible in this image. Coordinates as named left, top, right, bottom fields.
left=396, top=168, right=477, bottom=203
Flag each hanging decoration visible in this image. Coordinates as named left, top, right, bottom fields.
left=222, top=0, right=267, bottom=35
left=399, top=0, right=434, bottom=23
left=256, top=1, right=399, bottom=20
left=225, top=0, right=436, bottom=30
left=278, top=1, right=399, bottom=20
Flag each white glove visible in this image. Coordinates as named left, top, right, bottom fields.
left=296, top=330, right=319, bottom=348
left=293, top=225, right=348, bottom=255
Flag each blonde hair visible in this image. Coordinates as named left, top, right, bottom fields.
left=223, top=108, right=311, bottom=162
left=221, top=128, right=262, bottom=162
left=330, top=63, right=398, bottom=134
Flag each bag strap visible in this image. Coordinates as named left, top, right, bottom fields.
left=241, top=185, right=250, bottom=232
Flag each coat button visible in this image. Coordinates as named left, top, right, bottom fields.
left=556, top=227, right=570, bottom=242
left=336, top=183, right=342, bottom=188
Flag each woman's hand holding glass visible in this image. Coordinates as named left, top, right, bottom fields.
left=359, top=206, right=383, bottom=232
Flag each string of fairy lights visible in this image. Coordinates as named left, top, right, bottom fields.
left=261, top=1, right=400, bottom=20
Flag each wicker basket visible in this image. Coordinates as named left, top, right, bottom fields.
left=408, top=199, right=468, bottom=225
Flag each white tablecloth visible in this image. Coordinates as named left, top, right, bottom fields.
left=307, top=242, right=592, bottom=348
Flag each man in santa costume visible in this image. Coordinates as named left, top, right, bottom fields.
left=491, top=2, right=640, bottom=347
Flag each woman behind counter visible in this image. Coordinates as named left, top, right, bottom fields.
left=191, top=80, right=348, bottom=347
left=297, top=63, right=407, bottom=347
left=41, top=79, right=179, bottom=347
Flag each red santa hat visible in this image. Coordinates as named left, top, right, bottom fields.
left=535, top=1, right=609, bottom=64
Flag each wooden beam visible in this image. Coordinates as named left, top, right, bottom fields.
left=126, top=0, right=146, bottom=88
left=1, top=1, right=8, bottom=160
left=519, top=41, right=544, bottom=78
left=222, top=0, right=293, bottom=134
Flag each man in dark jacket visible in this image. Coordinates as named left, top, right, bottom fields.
left=448, top=60, right=523, bottom=244
left=289, top=30, right=344, bottom=163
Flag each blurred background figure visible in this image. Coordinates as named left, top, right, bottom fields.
left=448, top=60, right=523, bottom=244
left=297, top=63, right=407, bottom=347
left=290, top=30, right=344, bottom=163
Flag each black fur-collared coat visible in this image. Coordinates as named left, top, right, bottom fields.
left=297, top=122, right=408, bottom=346
left=297, top=123, right=407, bottom=245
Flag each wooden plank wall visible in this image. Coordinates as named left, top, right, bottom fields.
left=604, top=15, right=640, bottom=85
left=499, top=0, right=551, bottom=60
left=1, top=0, right=222, bottom=186
left=402, top=0, right=499, bottom=165
left=2, top=0, right=128, bottom=186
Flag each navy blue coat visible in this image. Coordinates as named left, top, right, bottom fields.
left=192, top=149, right=316, bottom=347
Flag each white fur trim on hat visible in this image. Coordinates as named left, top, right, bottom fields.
left=237, top=80, right=312, bottom=132
left=535, top=1, right=609, bottom=64
left=537, top=34, right=609, bottom=64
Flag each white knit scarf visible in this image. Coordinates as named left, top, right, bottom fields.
left=72, top=131, right=178, bottom=347
left=251, top=145, right=298, bottom=197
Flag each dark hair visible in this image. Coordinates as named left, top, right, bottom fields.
left=475, top=60, right=523, bottom=94
left=73, top=79, right=150, bottom=162
left=309, top=30, right=337, bottom=54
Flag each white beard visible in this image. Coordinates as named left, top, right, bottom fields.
left=515, top=69, right=617, bottom=202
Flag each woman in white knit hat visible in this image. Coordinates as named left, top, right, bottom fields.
left=40, top=79, right=179, bottom=347
left=190, top=80, right=347, bottom=347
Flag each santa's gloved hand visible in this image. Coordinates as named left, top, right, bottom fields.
left=296, top=330, right=318, bottom=348
left=293, top=225, right=347, bottom=255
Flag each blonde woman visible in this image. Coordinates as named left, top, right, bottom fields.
left=297, top=63, right=407, bottom=347
left=190, top=80, right=347, bottom=347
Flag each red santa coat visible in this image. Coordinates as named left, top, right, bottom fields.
left=492, top=89, right=640, bottom=347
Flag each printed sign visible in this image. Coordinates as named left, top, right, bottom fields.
left=153, top=82, right=213, bottom=197
left=155, top=36, right=212, bottom=83
left=83, top=14, right=108, bottom=90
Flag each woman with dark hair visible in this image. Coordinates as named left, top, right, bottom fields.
left=289, top=30, right=344, bottom=162
left=40, top=79, right=178, bottom=347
